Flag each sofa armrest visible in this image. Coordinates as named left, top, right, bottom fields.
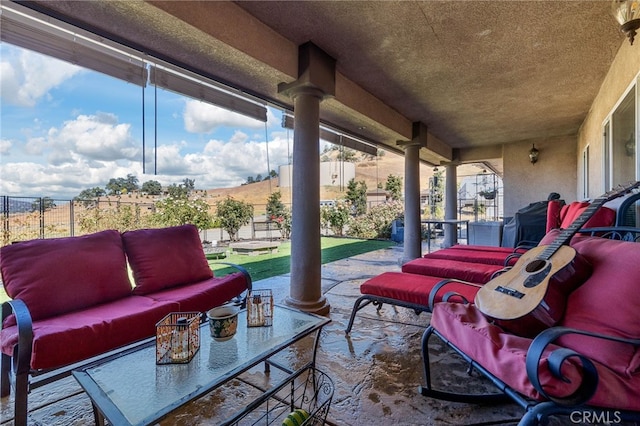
left=427, top=278, right=482, bottom=310
left=211, top=262, right=252, bottom=308
left=525, top=326, right=640, bottom=406
left=1, top=299, right=34, bottom=375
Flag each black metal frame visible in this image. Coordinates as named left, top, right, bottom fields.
left=421, top=324, right=640, bottom=425
left=615, top=191, right=640, bottom=227
left=578, top=226, right=640, bottom=242
left=0, top=264, right=252, bottom=426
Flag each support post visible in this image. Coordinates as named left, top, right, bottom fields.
left=399, top=123, right=427, bottom=263
left=443, top=164, right=458, bottom=248
left=278, top=43, right=335, bottom=315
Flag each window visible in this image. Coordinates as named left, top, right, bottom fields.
left=582, top=145, right=589, bottom=199
left=604, top=83, right=637, bottom=189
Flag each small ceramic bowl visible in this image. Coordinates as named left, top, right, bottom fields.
left=206, top=305, right=239, bottom=341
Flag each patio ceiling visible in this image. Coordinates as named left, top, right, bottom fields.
left=21, top=1, right=625, bottom=174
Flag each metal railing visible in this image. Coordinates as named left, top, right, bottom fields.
left=1, top=196, right=155, bottom=246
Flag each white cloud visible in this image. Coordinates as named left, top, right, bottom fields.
left=0, top=45, right=83, bottom=107
left=0, top=139, right=12, bottom=155
left=0, top=160, right=143, bottom=199
left=183, top=100, right=279, bottom=133
left=47, top=113, right=140, bottom=165
left=1, top=45, right=304, bottom=198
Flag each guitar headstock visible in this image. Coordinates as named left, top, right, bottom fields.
left=601, top=181, right=640, bottom=202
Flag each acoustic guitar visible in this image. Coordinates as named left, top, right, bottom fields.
left=474, top=182, right=640, bottom=335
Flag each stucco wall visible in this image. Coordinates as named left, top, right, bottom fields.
left=503, top=135, right=578, bottom=217
left=578, top=41, right=640, bottom=196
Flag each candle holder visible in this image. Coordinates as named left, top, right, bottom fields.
left=156, top=312, right=200, bottom=364
left=247, top=289, right=273, bottom=327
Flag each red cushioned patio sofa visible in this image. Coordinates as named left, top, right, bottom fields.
left=0, top=224, right=251, bottom=426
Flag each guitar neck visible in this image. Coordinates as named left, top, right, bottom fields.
left=539, top=199, right=605, bottom=261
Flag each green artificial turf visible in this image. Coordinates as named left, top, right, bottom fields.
left=209, top=237, right=395, bottom=282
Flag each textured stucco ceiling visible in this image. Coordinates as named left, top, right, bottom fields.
left=19, top=0, right=625, bottom=171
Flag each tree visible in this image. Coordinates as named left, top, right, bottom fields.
left=166, top=183, right=189, bottom=199
left=141, top=180, right=162, bottom=195
left=106, top=174, right=139, bottom=195
left=153, top=195, right=213, bottom=230
left=345, top=178, right=367, bottom=215
left=336, top=148, right=357, bottom=162
left=429, top=169, right=445, bottom=218
left=76, top=187, right=106, bottom=200
left=385, top=174, right=403, bottom=201
left=266, top=191, right=291, bottom=239
left=216, top=197, right=254, bottom=241
left=30, top=197, right=55, bottom=212
left=182, top=178, right=195, bottom=191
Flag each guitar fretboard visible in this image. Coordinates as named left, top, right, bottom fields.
left=539, top=200, right=604, bottom=261
left=537, top=180, right=640, bottom=261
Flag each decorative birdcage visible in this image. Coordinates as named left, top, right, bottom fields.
left=156, top=312, right=200, bottom=364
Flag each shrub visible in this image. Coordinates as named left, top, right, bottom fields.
left=266, top=191, right=292, bottom=239
left=320, top=201, right=351, bottom=236
left=153, top=195, right=213, bottom=230
left=347, top=200, right=404, bottom=239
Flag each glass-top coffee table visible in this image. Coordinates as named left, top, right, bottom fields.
left=73, top=305, right=331, bottom=426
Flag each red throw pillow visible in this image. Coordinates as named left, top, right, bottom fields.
left=0, top=230, right=132, bottom=321
left=123, top=225, right=213, bottom=295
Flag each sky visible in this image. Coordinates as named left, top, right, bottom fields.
left=0, top=43, right=301, bottom=200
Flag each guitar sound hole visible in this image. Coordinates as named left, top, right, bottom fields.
left=525, top=259, right=546, bottom=273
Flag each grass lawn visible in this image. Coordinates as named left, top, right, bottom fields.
left=0, top=237, right=396, bottom=304
left=209, top=237, right=395, bottom=282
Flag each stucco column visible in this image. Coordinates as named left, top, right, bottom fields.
left=399, top=141, right=422, bottom=262
left=443, top=163, right=458, bottom=247
left=399, top=123, right=427, bottom=263
left=278, top=42, right=334, bottom=315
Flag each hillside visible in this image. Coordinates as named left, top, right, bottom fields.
left=204, top=153, right=485, bottom=214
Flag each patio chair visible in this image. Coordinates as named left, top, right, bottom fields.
left=419, top=232, right=640, bottom=425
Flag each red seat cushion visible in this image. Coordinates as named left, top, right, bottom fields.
left=402, top=257, right=502, bottom=284
left=431, top=302, right=640, bottom=410
left=561, top=236, right=640, bottom=376
left=123, top=225, right=213, bottom=295
left=447, top=245, right=517, bottom=254
left=0, top=230, right=132, bottom=321
left=0, top=296, right=178, bottom=370
left=145, top=273, right=248, bottom=312
left=360, top=272, right=480, bottom=307
left=423, top=248, right=510, bottom=266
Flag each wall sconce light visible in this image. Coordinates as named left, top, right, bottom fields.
left=612, top=0, right=640, bottom=45
left=529, top=144, right=539, bottom=164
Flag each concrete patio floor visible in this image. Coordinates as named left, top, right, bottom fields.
left=1, top=242, right=530, bottom=426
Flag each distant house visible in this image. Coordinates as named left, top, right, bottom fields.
left=366, top=189, right=388, bottom=209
